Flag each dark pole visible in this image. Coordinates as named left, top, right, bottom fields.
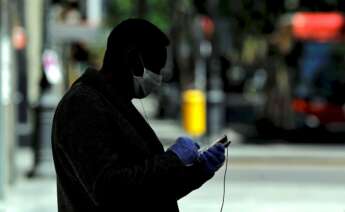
left=137, top=0, right=148, bottom=18
left=206, top=0, right=226, bottom=138
left=14, top=0, right=30, bottom=147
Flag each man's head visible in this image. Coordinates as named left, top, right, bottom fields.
left=101, top=18, right=170, bottom=99
left=102, top=19, right=169, bottom=74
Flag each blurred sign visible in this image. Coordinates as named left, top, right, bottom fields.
left=12, top=26, right=26, bottom=50
left=42, top=49, right=62, bottom=84
left=51, top=24, right=100, bottom=43
left=292, top=12, right=345, bottom=42
left=200, top=16, right=215, bottom=39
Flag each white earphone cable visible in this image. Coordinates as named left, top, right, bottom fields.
left=220, top=147, right=229, bottom=212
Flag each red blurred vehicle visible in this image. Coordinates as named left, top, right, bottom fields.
left=292, top=12, right=345, bottom=42
left=257, top=12, right=345, bottom=140
left=292, top=12, right=345, bottom=130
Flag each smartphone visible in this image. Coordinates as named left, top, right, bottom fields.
left=199, top=135, right=231, bottom=152
left=215, top=135, right=231, bottom=148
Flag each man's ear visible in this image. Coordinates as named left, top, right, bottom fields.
left=127, top=50, right=144, bottom=77
left=141, top=46, right=167, bottom=74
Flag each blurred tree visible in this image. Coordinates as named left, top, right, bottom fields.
left=104, top=0, right=173, bottom=32
left=104, top=0, right=134, bottom=26
left=136, top=0, right=148, bottom=18
left=146, top=0, right=172, bottom=32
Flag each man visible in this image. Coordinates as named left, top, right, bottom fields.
left=52, top=19, right=225, bottom=212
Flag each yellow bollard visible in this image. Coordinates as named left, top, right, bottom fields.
left=182, top=89, right=206, bottom=137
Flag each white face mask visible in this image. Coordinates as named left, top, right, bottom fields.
left=133, top=56, right=162, bottom=99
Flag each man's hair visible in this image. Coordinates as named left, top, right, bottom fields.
left=106, top=18, right=170, bottom=54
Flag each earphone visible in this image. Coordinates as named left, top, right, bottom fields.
left=220, top=147, right=229, bottom=212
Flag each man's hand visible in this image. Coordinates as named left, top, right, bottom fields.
left=168, top=137, right=200, bottom=166
left=199, top=144, right=225, bottom=175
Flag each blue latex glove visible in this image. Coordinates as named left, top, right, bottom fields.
left=168, top=137, right=200, bottom=166
left=199, top=144, right=225, bottom=175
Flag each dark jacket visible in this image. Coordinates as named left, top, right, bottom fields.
left=51, top=68, right=212, bottom=212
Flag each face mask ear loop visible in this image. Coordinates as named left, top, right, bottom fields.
left=139, top=99, right=149, bottom=123
left=138, top=54, right=146, bottom=75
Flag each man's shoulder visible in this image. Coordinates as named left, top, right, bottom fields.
left=56, top=83, right=108, bottom=116
left=62, top=68, right=111, bottom=104
left=63, top=83, right=99, bottom=103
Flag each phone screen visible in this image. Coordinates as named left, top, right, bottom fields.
left=199, top=135, right=231, bottom=152
left=216, top=135, right=231, bottom=147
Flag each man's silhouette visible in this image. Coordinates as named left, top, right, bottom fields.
left=52, top=19, right=225, bottom=212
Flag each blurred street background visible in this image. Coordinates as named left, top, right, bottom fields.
left=1, top=0, right=345, bottom=211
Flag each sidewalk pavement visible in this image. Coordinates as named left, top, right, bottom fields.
left=6, top=143, right=345, bottom=212
left=5, top=148, right=56, bottom=212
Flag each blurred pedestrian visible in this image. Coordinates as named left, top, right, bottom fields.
left=51, top=19, right=226, bottom=212
left=27, top=71, right=52, bottom=178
